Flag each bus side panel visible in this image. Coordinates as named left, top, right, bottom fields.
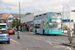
left=49, top=29, right=62, bottom=35
left=44, top=12, right=49, bottom=34
left=36, top=29, right=43, bottom=34
left=43, top=22, right=48, bottom=34
left=44, top=20, right=49, bottom=34
left=33, top=26, right=35, bottom=33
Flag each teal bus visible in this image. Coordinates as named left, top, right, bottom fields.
left=33, top=12, right=62, bottom=35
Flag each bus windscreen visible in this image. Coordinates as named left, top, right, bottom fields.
left=0, top=25, right=6, bottom=28
left=49, top=23, right=61, bottom=29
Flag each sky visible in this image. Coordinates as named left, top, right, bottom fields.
left=0, top=0, right=75, bottom=14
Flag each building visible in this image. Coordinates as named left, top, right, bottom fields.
left=21, top=14, right=33, bottom=31
left=0, top=13, right=8, bottom=19
left=21, top=13, right=43, bottom=31
left=0, top=13, right=9, bottom=26
left=7, top=13, right=25, bottom=27
left=21, top=13, right=42, bottom=23
left=62, top=11, right=75, bottom=30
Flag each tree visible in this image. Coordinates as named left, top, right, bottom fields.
left=25, top=12, right=31, bottom=15
left=12, top=18, right=20, bottom=27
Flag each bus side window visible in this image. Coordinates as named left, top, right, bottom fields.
left=36, top=15, right=38, bottom=17
left=43, top=14, right=46, bottom=15
left=39, top=15, right=42, bottom=16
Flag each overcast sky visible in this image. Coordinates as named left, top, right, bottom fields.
left=0, top=0, right=75, bottom=14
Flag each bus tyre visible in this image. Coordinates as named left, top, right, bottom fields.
left=54, top=34, right=57, bottom=36
left=43, top=30, right=45, bottom=35
left=7, top=41, right=10, bottom=44
left=35, top=30, right=38, bottom=34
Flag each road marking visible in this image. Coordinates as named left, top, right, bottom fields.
left=45, top=41, right=52, bottom=45
left=24, top=35, right=62, bottom=44
left=27, top=48, right=28, bottom=50
left=10, top=38, right=20, bottom=45
left=52, top=40, right=64, bottom=42
left=53, top=45, right=72, bottom=50
left=66, top=47, right=72, bottom=50
left=24, top=35, right=68, bottom=46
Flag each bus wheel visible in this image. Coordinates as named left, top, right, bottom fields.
left=43, top=30, right=45, bottom=35
left=54, top=34, right=57, bottom=36
left=35, top=30, right=38, bottom=34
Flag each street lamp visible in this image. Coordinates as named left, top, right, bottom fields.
left=19, top=1, right=21, bottom=23
left=62, top=6, right=64, bottom=33
left=17, top=1, right=21, bottom=39
left=63, top=7, right=64, bottom=20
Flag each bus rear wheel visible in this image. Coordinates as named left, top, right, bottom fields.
left=54, top=34, right=57, bottom=36
left=43, top=30, right=45, bottom=35
left=35, top=30, right=38, bottom=34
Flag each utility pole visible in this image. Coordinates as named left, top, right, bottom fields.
left=17, top=1, right=21, bottom=39
left=62, top=7, right=64, bottom=33
left=19, top=1, right=21, bottom=23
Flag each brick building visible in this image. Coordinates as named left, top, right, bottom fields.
left=0, top=13, right=9, bottom=26
left=0, top=13, right=8, bottom=19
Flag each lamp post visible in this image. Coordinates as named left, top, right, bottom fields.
left=19, top=1, right=21, bottom=23
left=62, top=7, right=64, bottom=33
left=17, top=1, right=21, bottom=39
left=62, top=7, right=64, bottom=20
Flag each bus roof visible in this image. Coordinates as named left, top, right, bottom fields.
left=34, top=12, right=61, bottom=17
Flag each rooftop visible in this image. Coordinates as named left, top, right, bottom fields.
left=10, top=13, right=25, bottom=18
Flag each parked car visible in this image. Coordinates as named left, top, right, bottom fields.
left=0, top=29, right=10, bottom=44
left=29, top=27, right=33, bottom=32
left=7, top=29, right=15, bottom=35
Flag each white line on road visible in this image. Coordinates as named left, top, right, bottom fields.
left=46, top=41, right=52, bottom=45
left=66, top=47, right=72, bottom=50
left=54, top=45, right=72, bottom=50
left=27, top=48, right=28, bottom=50
left=10, top=38, right=20, bottom=45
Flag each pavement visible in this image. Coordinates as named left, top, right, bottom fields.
left=61, top=33, right=75, bottom=47
left=62, top=33, right=75, bottom=37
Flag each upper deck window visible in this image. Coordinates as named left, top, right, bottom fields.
left=43, top=14, right=46, bottom=15
left=34, top=13, right=48, bottom=20
left=50, top=13, right=61, bottom=18
left=36, top=15, right=38, bottom=17
left=39, top=15, right=42, bottom=16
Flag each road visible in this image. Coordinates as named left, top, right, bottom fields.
left=0, top=32, right=75, bottom=50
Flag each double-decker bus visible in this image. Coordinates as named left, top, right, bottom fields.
left=33, top=12, right=62, bottom=35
